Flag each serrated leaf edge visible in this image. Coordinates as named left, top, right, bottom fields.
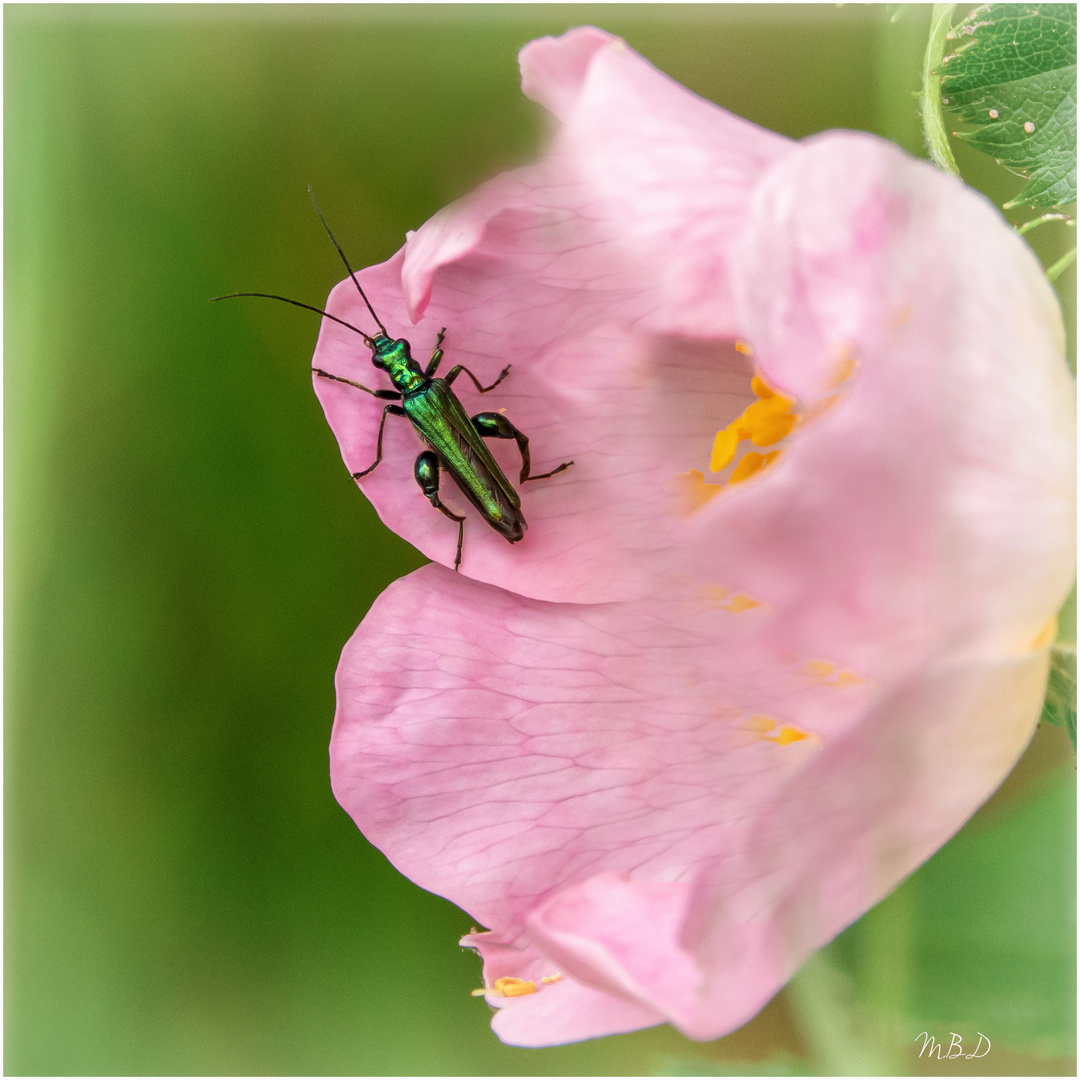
left=938, top=3, right=1077, bottom=210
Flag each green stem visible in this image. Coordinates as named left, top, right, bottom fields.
left=858, top=883, right=915, bottom=1061
left=1018, top=212, right=1076, bottom=236
left=1046, top=247, right=1077, bottom=283
left=920, top=4, right=960, bottom=175
left=787, top=948, right=899, bottom=1076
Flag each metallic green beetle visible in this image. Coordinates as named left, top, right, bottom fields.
left=214, top=193, right=572, bottom=571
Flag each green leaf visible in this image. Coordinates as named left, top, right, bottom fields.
left=940, top=4, right=1077, bottom=209
left=909, top=772, right=1076, bottom=1056
left=1040, top=645, right=1077, bottom=750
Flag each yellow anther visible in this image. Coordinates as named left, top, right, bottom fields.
left=540, top=973, right=563, bottom=984
left=729, top=450, right=781, bottom=485
left=710, top=424, right=744, bottom=472
left=754, top=373, right=794, bottom=403
left=802, top=660, right=834, bottom=677
left=669, top=469, right=723, bottom=516
left=473, top=976, right=539, bottom=998
left=735, top=340, right=755, bottom=356
left=726, top=594, right=761, bottom=613
left=750, top=374, right=774, bottom=399
left=765, top=725, right=810, bottom=745
left=711, top=371, right=798, bottom=478
left=740, top=715, right=815, bottom=747
left=743, top=396, right=798, bottom=447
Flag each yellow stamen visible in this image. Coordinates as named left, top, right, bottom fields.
left=743, top=396, right=798, bottom=447
left=669, top=469, right=723, bottom=516
left=735, top=340, right=755, bottom=356
left=710, top=371, right=798, bottom=481
left=802, top=660, right=834, bottom=677
left=540, top=973, right=563, bottom=984
left=740, top=714, right=816, bottom=746
left=710, top=425, right=743, bottom=472
left=753, top=373, right=793, bottom=403
left=750, top=374, right=774, bottom=399
left=472, top=976, right=539, bottom=998
left=729, top=450, right=781, bottom=485
left=726, top=594, right=761, bottom=613
left=765, top=725, right=810, bottom=745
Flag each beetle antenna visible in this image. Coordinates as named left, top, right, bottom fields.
left=307, top=185, right=389, bottom=338
left=210, top=292, right=376, bottom=348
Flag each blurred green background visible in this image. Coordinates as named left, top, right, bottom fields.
left=5, top=4, right=1075, bottom=1076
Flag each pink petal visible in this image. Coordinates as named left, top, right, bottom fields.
left=331, top=566, right=1051, bottom=1044
left=331, top=566, right=835, bottom=938
left=547, top=30, right=793, bottom=339
left=322, top=29, right=1075, bottom=1051
left=314, top=29, right=795, bottom=600
left=315, top=300, right=761, bottom=603
left=402, top=28, right=792, bottom=340
left=527, top=874, right=699, bottom=1022
left=518, top=26, right=612, bottom=121
left=462, top=930, right=665, bottom=1046
left=710, top=132, right=1075, bottom=662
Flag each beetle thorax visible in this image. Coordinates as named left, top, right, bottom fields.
left=372, top=337, right=426, bottom=394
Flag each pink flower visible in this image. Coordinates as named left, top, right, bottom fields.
left=313, top=29, right=1075, bottom=1047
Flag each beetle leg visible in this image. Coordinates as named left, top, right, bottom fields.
left=471, top=412, right=574, bottom=484
left=445, top=363, right=512, bottom=394
left=414, top=451, right=465, bottom=571
left=352, top=404, right=406, bottom=479
left=424, top=328, right=447, bottom=377
left=313, top=368, right=400, bottom=400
